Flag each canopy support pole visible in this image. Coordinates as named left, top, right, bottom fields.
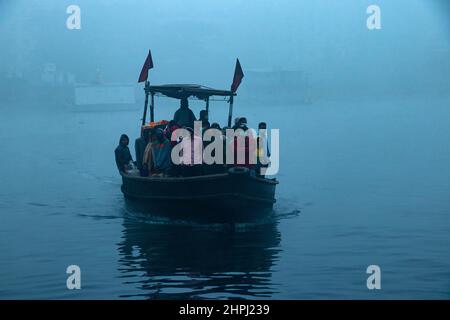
left=142, top=81, right=150, bottom=126
left=205, top=97, right=210, bottom=118
left=227, top=95, right=234, bottom=127
left=150, top=92, right=155, bottom=123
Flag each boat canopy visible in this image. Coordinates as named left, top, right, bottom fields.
left=142, top=83, right=237, bottom=127
left=145, top=84, right=236, bottom=100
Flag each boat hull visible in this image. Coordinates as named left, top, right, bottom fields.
left=120, top=172, right=278, bottom=223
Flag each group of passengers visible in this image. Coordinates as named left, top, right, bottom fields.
left=115, top=98, right=270, bottom=178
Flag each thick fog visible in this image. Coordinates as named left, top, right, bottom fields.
left=0, top=0, right=450, bottom=299
left=0, top=0, right=448, bottom=101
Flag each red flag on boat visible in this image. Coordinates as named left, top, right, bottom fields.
left=138, top=50, right=154, bottom=83
left=230, top=58, right=244, bottom=93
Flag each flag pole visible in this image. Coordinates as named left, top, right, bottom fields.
left=139, top=50, right=154, bottom=126
left=142, top=81, right=149, bottom=126
left=227, top=95, right=234, bottom=127
left=150, top=92, right=155, bottom=122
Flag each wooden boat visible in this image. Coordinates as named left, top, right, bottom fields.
left=119, top=59, right=278, bottom=222
left=121, top=168, right=278, bottom=223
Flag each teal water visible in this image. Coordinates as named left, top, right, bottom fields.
left=0, top=96, right=449, bottom=299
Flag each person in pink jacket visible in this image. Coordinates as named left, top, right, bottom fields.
left=180, top=127, right=203, bottom=176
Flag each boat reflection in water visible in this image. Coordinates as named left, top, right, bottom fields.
left=117, top=201, right=282, bottom=299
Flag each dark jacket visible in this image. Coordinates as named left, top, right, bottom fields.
left=134, top=137, right=148, bottom=170
left=115, top=143, right=132, bottom=173
left=173, top=107, right=196, bottom=128
left=232, top=131, right=256, bottom=169
left=151, top=139, right=172, bottom=172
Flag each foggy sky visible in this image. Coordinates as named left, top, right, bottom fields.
left=0, top=0, right=449, bottom=97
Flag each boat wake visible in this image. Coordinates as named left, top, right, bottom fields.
left=272, top=208, right=300, bottom=221
left=122, top=206, right=300, bottom=231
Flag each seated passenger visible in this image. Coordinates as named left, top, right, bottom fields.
left=231, top=118, right=256, bottom=171
left=173, top=98, right=196, bottom=128
left=257, top=122, right=271, bottom=158
left=151, top=129, right=172, bottom=176
left=164, top=120, right=181, bottom=147
left=142, top=129, right=155, bottom=176
left=257, top=122, right=271, bottom=177
left=115, top=134, right=133, bottom=174
left=135, top=127, right=151, bottom=172
left=180, top=127, right=203, bottom=176
left=232, top=117, right=241, bottom=130
left=237, top=117, right=248, bottom=130
left=203, top=124, right=226, bottom=175
left=221, top=126, right=231, bottom=168
left=203, top=122, right=220, bottom=145
left=202, top=120, right=210, bottom=132
left=199, top=109, right=208, bottom=123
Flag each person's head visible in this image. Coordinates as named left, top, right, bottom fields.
left=119, top=134, right=129, bottom=146
left=166, top=120, right=179, bottom=134
left=185, top=127, right=194, bottom=139
left=199, top=110, right=208, bottom=122
left=145, top=128, right=155, bottom=142
left=211, top=122, right=221, bottom=130
left=238, top=117, right=248, bottom=130
left=155, top=128, right=165, bottom=142
left=180, top=98, right=189, bottom=109
left=143, top=128, right=152, bottom=142
left=234, top=117, right=241, bottom=126
left=239, top=117, right=247, bottom=126
left=169, top=124, right=180, bottom=135
left=258, top=122, right=267, bottom=130
left=202, top=120, right=210, bottom=130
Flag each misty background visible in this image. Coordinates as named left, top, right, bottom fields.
left=0, top=0, right=449, bottom=299
left=0, top=0, right=449, bottom=104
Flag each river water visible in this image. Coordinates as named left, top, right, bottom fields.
left=0, top=96, right=449, bottom=299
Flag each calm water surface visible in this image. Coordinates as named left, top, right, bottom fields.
left=0, top=97, right=449, bottom=299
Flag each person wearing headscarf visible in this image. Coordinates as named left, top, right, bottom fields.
left=164, top=120, right=181, bottom=147
left=232, top=117, right=256, bottom=170
left=180, top=127, right=203, bottom=176
left=114, top=134, right=133, bottom=173
left=135, top=127, right=151, bottom=172
left=142, top=129, right=155, bottom=176
left=256, top=122, right=271, bottom=177
left=232, top=117, right=241, bottom=130
left=151, top=128, right=172, bottom=176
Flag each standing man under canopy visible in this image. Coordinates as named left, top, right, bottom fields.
left=173, top=98, right=196, bottom=128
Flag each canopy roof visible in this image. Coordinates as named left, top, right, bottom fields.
left=146, top=84, right=236, bottom=100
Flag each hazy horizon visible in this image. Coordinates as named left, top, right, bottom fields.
left=1, top=0, right=448, bottom=98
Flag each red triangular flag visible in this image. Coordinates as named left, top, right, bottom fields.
left=138, top=50, right=154, bottom=83
left=231, top=58, right=244, bottom=93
